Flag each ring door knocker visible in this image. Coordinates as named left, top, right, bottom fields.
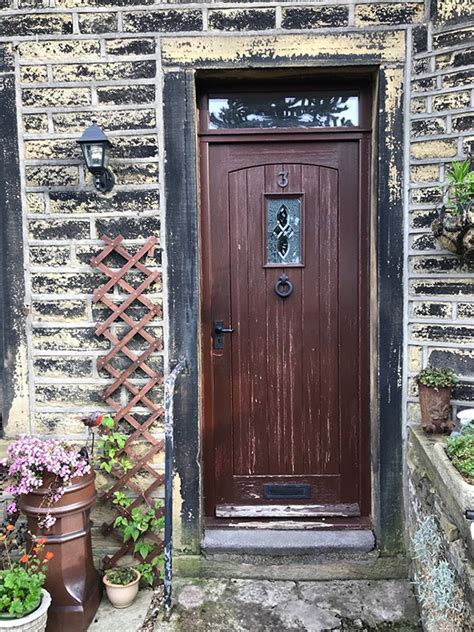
left=274, top=273, right=293, bottom=299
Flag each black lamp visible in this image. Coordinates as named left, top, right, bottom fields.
left=77, top=122, right=114, bottom=193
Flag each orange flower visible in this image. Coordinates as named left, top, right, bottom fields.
left=37, top=538, right=47, bottom=545
left=20, top=554, right=29, bottom=563
left=33, top=546, right=40, bottom=553
left=6, top=525, right=14, bottom=532
left=45, top=551, right=54, bottom=561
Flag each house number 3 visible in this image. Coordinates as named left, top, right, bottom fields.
left=278, top=171, right=289, bottom=188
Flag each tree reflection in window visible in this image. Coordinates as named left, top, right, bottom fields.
left=209, top=94, right=358, bottom=129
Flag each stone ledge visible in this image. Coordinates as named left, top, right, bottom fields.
left=408, top=425, right=474, bottom=559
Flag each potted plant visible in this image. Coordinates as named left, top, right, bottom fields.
left=432, top=158, right=474, bottom=259
left=103, top=567, right=140, bottom=609
left=0, top=436, right=102, bottom=631
left=416, top=366, right=458, bottom=434
left=0, top=523, right=52, bottom=631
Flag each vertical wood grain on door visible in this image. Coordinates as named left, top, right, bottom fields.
left=202, top=140, right=369, bottom=518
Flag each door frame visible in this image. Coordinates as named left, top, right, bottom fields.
left=163, top=65, right=405, bottom=555
left=199, top=115, right=372, bottom=524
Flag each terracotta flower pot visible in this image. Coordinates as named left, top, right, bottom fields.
left=103, top=571, right=140, bottom=609
left=0, top=589, right=51, bottom=632
left=418, top=384, right=454, bottom=434
left=19, top=472, right=102, bottom=632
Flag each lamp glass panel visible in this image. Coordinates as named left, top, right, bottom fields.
left=83, top=143, right=105, bottom=169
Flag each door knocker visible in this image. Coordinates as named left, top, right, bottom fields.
left=277, top=171, right=289, bottom=188
left=274, top=273, right=293, bottom=299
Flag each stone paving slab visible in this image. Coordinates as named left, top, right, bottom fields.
left=88, top=588, right=154, bottom=632
left=154, top=578, right=421, bottom=631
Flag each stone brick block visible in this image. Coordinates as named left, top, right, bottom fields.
left=32, top=272, right=101, bottom=295
left=411, top=256, right=466, bottom=274
left=36, top=384, right=104, bottom=406
left=408, top=345, right=423, bottom=372
left=95, top=216, right=161, bottom=240
left=34, top=413, right=85, bottom=436
left=105, top=38, right=155, bottom=56
left=23, top=114, right=49, bottom=134
left=452, top=115, right=474, bottom=132
left=52, top=109, right=155, bottom=133
left=412, top=25, right=428, bottom=54
left=24, top=139, right=79, bottom=161
left=411, top=117, right=446, bottom=137
left=34, top=357, right=93, bottom=378
left=410, top=186, right=442, bottom=204
left=0, top=14, right=73, bottom=36
left=30, top=246, right=71, bottom=268
left=410, top=209, right=438, bottom=229
left=412, top=77, right=438, bottom=93
left=432, top=91, right=471, bottom=112
left=96, top=85, right=155, bottom=106
left=411, top=324, right=474, bottom=344
left=411, top=165, right=440, bottom=183
left=433, top=28, right=474, bottom=49
left=56, top=0, right=154, bottom=6
left=443, top=71, right=474, bottom=89
left=49, top=189, right=160, bottom=214
left=18, top=40, right=100, bottom=60
left=410, top=279, right=474, bottom=296
left=26, top=193, right=46, bottom=214
left=25, top=165, right=79, bottom=187
left=107, top=162, right=159, bottom=186
left=428, top=348, right=474, bottom=377
left=281, top=6, right=348, bottom=29
left=123, top=10, right=202, bottom=33
left=76, top=244, right=161, bottom=267
left=457, top=304, right=474, bottom=320
left=78, top=12, right=117, bottom=34
left=28, top=219, right=90, bottom=241
left=412, top=58, right=430, bottom=75
left=411, top=139, right=457, bottom=160
left=355, top=2, right=424, bottom=26
left=451, top=50, right=474, bottom=68
left=411, top=97, right=427, bottom=114
left=18, top=0, right=50, bottom=7
left=32, top=327, right=108, bottom=351
left=22, top=87, right=92, bottom=108
left=453, top=382, right=474, bottom=401
left=52, top=60, right=156, bottom=82
left=411, top=301, right=452, bottom=319
left=112, top=136, right=159, bottom=160
left=209, top=8, right=275, bottom=31
left=410, top=233, right=437, bottom=251
left=20, top=65, right=48, bottom=84
left=32, top=300, right=88, bottom=323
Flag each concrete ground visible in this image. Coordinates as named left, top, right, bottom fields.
left=154, top=578, right=421, bottom=632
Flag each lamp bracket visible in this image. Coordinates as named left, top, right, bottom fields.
left=94, top=169, right=115, bottom=194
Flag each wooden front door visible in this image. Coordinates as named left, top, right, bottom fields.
left=201, top=135, right=370, bottom=521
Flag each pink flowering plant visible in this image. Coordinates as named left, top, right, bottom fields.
left=1, top=436, right=90, bottom=529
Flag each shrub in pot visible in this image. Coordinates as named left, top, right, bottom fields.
left=0, top=523, right=52, bottom=631
left=416, top=366, right=457, bottom=434
left=103, top=567, right=140, bottom=609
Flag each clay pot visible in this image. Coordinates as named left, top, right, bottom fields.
left=19, top=472, right=102, bottom=632
left=418, top=384, right=455, bottom=434
left=103, top=570, right=140, bottom=609
left=0, top=589, right=51, bottom=632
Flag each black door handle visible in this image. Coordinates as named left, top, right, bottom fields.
left=213, top=320, right=234, bottom=349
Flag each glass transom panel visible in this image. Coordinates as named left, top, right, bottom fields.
left=209, top=93, right=359, bottom=129
left=267, top=197, right=302, bottom=265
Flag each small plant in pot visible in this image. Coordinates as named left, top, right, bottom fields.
left=0, top=521, right=53, bottom=631
left=103, top=567, right=140, bottom=609
left=416, top=366, right=458, bottom=434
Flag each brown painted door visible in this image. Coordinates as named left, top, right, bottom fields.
left=202, top=139, right=369, bottom=519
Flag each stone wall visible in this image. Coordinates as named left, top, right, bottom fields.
left=407, top=1, right=474, bottom=422
left=407, top=426, right=474, bottom=630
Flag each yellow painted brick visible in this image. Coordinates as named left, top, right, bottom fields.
left=411, top=164, right=440, bottom=183
left=411, top=139, right=457, bottom=160
left=432, top=91, right=471, bottom=112
left=411, top=97, right=427, bottom=114
left=18, top=39, right=100, bottom=60
left=408, top=346, right=423, bottom=372
left=20, top=65, right=48, bottom=84
left=355, top=2, right=424, bottom=27
left=23, top=114, right=49, bottom=134
left=26, top=193, right=46, bottom=214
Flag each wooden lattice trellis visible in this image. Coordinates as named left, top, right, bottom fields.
left=90, top=234, right=164, bottom=573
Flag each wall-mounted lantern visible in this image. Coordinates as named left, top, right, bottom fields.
left=77, top=122, right=114, bottom=193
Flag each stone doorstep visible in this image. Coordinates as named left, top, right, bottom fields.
left=202, top=528, right=376, bottom=556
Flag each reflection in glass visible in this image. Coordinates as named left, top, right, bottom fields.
left=267, top=198, right=301, bottom=264
left=209, top=94, right=359, bottom=129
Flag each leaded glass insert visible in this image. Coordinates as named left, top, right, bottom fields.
left=267, top=197, right=302, bottom=264
left=209, top=93, right=359, bottom=129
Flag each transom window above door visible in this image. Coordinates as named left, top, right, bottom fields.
left=207, top=92, right=360, bottom=129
